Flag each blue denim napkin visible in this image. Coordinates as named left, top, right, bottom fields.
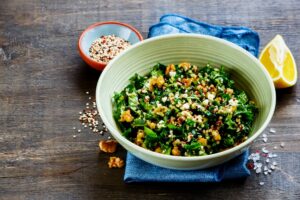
left=124, top=14, right=260, bottom=183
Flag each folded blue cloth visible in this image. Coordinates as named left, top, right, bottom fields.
left=149, top=14, right=259, bottom=57
left=124, top=14, right=259, bottom=183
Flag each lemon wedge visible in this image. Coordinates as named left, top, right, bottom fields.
left=259, top=35, right=297, bottom=88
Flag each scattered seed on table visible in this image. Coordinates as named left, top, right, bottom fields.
left=108, top=136, right=111, bottom=140
left=89, top=97, right=92, bottom=100
left=73, top=135, right=77, bottom=138
left=280, top=142, right=285, bottom=148
left=79, top=111, right=82, bottom=115
left=78, top=129, right=81, bottom=133
left=259, top=182, right=265, bottom=185
left=273, top=146, right=278, bottom=150
left=262, top=133, right=267, bottom=138
left=266, top=158, right=270, bottom=163
left=73, top=127, right=76, bottom=130
left=86, top=91, right=89, bottom=95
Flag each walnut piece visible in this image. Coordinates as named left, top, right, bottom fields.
left=99, top=140, right=118, bottom=153
left=108, top=157, right=124, bottom=168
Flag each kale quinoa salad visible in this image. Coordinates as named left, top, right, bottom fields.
left=112, top=63, right=258, bottom=156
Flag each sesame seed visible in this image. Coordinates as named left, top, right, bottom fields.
left=273, top=146, right=278, bottom=150
left=73, top=135, right=77, bottom=138
left=280, top=142, right=285, bottom=148
left=78, top=129, right=81, bottom=133
left=86, top=91, right=89, bottom=95
left=73, top=127, right=76, bottom=130
left=108, top=136, right=111, bottom=140
left=89, top=97, right=92, bottom=100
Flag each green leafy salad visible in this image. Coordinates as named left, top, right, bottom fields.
left=112, top=63, right=257, bottom=156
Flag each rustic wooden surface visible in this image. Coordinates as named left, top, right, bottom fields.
left=1, top=0, right=300, bottom=199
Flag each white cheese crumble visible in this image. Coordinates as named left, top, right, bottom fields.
left=229, top=98, right=239, bottom=106
left=181, top=103, right=190, bottom=110
left=207, top=92, right=216, bottom=101
left=169, top=71, right=176, bottom=77
left=202, top=99, right=209, bottom=106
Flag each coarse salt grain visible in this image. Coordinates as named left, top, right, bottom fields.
left=259, top=182, right=265, bottom=185
left=269, top=128, right=276, bottom=133
left=263, top=137, right=268, bottom=143
left=262, top=147, right=269, bottom=154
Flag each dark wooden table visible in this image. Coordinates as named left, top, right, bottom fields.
left=1, top=0, right=300, bottom=199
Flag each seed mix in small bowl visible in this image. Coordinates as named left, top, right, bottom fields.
left=89, top=35, right=131, bottom=63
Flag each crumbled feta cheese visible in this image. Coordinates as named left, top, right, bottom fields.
left=207, top=92, right=216, bottom=101
left=162, top=97, right=168, bottom=102
left=202, top=99, right=209, bottom=106
left=169, top=71, right=176, bottom=77
left=181, top=93, right=188, bottom=98
left=181, top=103, right=190, bottom=110
left=157, top=120, right=166, bottom=129
left=229, top=98, right=238, bottom=106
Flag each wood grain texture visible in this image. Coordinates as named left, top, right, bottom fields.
left=0, top=0, right=299, bottom=199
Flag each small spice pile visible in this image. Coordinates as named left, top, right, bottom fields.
left=73, top=91, right=108, bottom=136
left=89, top=35, right=131, bottom=63
left=247, top=127, right=283, bottom=186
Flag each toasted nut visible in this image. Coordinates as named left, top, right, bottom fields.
left=119, top=109, right=134, bottom=123
left=108, top=157, right=125, bottom=168
left=198, top=137, right=207, bottom=146
left=211, top=130, right=221, bottom=141
left=147, top=121, right=156, bottom=129
left=171, top=146, right=181, bottom=156
left=135, top=129, right=145, bottom=145
left=99, top=140, right=118, bottom=153
left=182, top=78, right=192, bottom=87
left=178, top=62, right=191, bottom=71
left=165, top=64, right=176, bottom=75
left=155, top=147, right=162, bottom=153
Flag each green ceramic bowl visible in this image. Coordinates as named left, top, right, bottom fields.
left=96, top=34, right=276, bottom=170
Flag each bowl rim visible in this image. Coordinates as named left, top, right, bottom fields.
left=96, top=33, right=276, bottom=161
left=78, top=21, right=144, bottom=70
